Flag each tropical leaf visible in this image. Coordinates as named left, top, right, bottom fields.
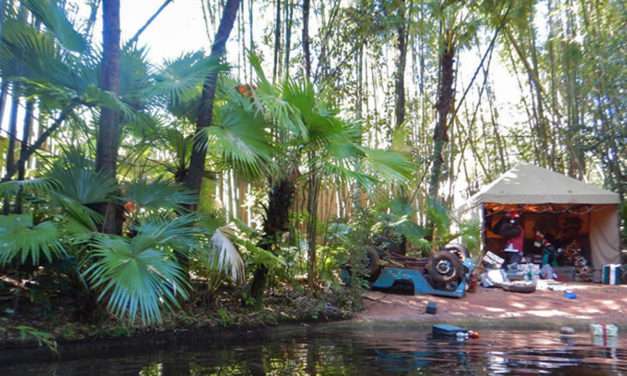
left=208, top=228, right=245, bottom=283
left=201, top=102, right=274, bottom=177
left=122, top=179, right=197, bottom=212
left=362, top=148, right=414, bottom=182
left=45, top=151, right=117, bottom=204
left=155, top=51, right=228, bottom=110
left=132, top=214, right=201, bottom=253
left=84, top=234, right=189, bottom=324
left=20, top=0, right=88, bottom=52
left=0, top=178, right=58, bottom=196
left=1, top=19, right=89, bottom=92
left=0, top=213, right=65, bottom=266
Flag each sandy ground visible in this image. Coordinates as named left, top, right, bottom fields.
left=355, top=283, right=627, bottom=326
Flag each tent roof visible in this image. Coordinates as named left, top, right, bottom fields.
left=458, top=164, right=620, bottom=211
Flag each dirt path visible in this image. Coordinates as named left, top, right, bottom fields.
left=355, top=283, right=627, bottom=327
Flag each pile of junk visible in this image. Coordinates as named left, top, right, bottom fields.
left=476, top=209, right=601, bottom=294
left=342, top=242, right=475, bottom=298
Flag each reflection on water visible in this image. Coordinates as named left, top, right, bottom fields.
left=1, top=325, right=626, bottom=375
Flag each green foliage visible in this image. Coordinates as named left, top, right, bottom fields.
left=0, top=213, right=65, bottom=266
left=122, top=179, right=197, bottom=212
left=84, top=231, right=190, bottom=325
left=19, top=0, right=87, bottom=53
left=16, top=325, right=58, bottom=353
left=458, top=218, right=481, bottom=255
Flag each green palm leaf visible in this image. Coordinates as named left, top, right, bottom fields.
left=200, top=99, right=274, bottom=177
left=155, top=51, right=228, bottom=110
left=20, top=0, right=88, bottom=52
left=122, top=179, right=197, bottom=212
left=84, top=234, right=189, bottom=324
left=45, top=151, right=118, bottom=204
left=0, top=213, right=65, bottom=266
left=362, top=148, right=414, bottom=182
left=0, top=178, right=58, bottom=196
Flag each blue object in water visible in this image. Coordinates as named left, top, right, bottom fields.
left=564, top=292, right=577, bottom=299
left=432, top=324, right=467, bottom=336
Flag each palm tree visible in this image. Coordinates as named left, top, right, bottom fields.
left=213, top=54, right=413, bottom=303
left=184, top=0, right=241, bottom=195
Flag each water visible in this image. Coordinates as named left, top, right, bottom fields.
left=1, top=324, right=626, bottom=375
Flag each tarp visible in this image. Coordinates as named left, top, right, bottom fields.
left=590, top=205, right=621, bottom=267
left=458, top=164, right=620, bottom=212
left=457, top=164, right=621, bottom=268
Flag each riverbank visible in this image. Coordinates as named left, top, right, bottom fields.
left=355, top=282, right=627, bottom=329
left=0, top=287, right=353, bottom=363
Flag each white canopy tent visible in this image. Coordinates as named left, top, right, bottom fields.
left=457, top=164, right=621, bottom=267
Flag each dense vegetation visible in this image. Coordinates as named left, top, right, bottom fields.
left=0, top=0, right=623, bottom=334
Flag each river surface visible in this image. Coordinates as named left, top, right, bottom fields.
left=1, top=323, right=626, bottom=375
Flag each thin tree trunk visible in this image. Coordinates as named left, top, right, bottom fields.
left=2, top=83, right=19, bottom=214
left=283, top=0, right=293, bottom=79
left=15, top=98, right=34, bottom=213
left=95, top=0, right=122, bottom=234
left=184, top=0, right=240, bottom=195
left=272, top=0, right=281, bottom=83
left=302, top=0, right=311, bottom=79
left=6, top=102, right=77, bottom=182
left=127, top=0, right=173, bottom=45
left=428, top=34, right=455, bottom=199
left=394, top=0, right=407, bottom=129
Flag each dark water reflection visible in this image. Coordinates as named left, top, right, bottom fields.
left=2, top=324, right=626, bottom=375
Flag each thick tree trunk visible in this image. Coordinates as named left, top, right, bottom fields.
left=250, top=176, right=296, bottom=304
left=428, top=37, right=455, bottom=199
left=184, top=0, right=240, bottom=195
left=95, top=0, right=122, bottom=234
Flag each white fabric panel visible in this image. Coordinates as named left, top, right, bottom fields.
left=590, top=205, right=621, bottom=267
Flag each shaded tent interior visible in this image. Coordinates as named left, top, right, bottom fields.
left=457, top=164, right=621, bottom=271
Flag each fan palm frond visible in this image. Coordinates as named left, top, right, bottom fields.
left=155, top=51, right=228, bottom=110
left=122, top=179, right=197, bottom=212
left=208, top=228, right=245, bottom=283
left=84, top=234, right=189, bottom=324
left=362, top=148, right=414, bottom=182
left=0, top=178, right=58, bottom=196
left=1, top=19, right=88, bottom=92
left=44, top=151, right=118, bottom=204
left=133, top=213, right=201, bottom=252
left=247, top=52, right=307, bottom=138
left=200, top=102, right=274, bottom=178
left=20, top=0, right=88, bottom=53
left=0, top=213, right=65, bottom=266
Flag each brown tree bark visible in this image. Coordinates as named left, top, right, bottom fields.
left=15, top=98, right=34, bottom=213
left=394, top=0, right=407, bottom=129
left=428, top=34, right=455, bottom=199
left=183, top=0, right=240, bottom=195
left=250, top=175, right=296, bottom=304
left=95, top=0, right=122, bottom=234
left=2, top=83, right=19, bottom=214
left=272, top=0, right=282, bottom=82
left=302, top=0, right=311, bottom=79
